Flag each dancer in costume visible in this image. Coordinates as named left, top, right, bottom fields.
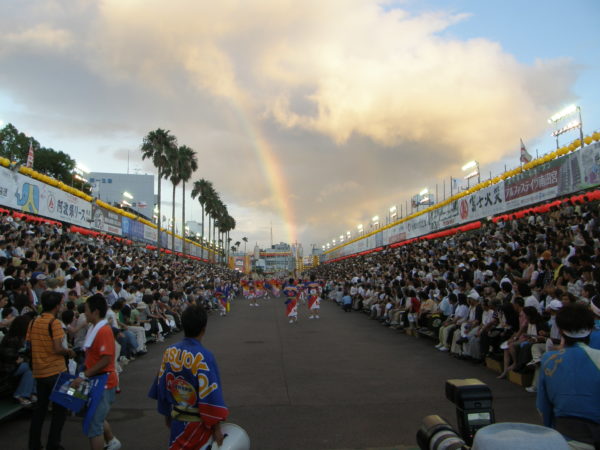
left=248, top=282, right=259, bottom=307
left=306, top=275, right=322, bottom=319
left=149, top=305, right=228, bottom=450
left=282, top=278, right=299, bottom=324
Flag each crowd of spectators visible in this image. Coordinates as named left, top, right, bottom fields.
left=0, top=210, right=240, bottom=447
left=308, top=197, right=600, bottom=391
left=309, top=196, right=600, bottom=446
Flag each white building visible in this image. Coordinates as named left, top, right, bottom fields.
left=89, top=172, right=154, bottom=219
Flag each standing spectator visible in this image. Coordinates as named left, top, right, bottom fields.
left=27, top=291, right=76, bottom=450
left=149, top=304, right=228, bottom=449
left=71, top=294, right=121, bottom=450
left=537, top=304, right=600, bottom=448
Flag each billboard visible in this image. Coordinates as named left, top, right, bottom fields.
left=0, top=166, right=92, bottom=227
left=324, top=141, right=600, bottom=262
left=92, top=204, right=122, bottom=235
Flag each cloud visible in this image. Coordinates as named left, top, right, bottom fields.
left=0, top=0, right=579, bottom=247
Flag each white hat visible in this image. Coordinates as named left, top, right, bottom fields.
left=548, top=299, right=563, bottom=311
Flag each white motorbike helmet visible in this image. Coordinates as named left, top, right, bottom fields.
left=201, top=423, right=250, bottom=450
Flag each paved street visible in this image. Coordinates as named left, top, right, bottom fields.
left=1, top=298, right=541, bottom=449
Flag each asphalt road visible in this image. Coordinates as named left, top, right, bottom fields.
left=0, top=297, right=542, bottom=449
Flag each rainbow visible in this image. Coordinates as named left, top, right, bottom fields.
left=228, top=97, right=297, bottom=244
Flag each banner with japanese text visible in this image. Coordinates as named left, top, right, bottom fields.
left=324, top=141, right=600, bottom=262
left=0, top=166, right=92, bottom=227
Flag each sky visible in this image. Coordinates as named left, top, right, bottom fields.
left=0, top=0, right=599, bottom=251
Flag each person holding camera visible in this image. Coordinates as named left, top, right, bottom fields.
left=27, top=291, right=76, bottom=450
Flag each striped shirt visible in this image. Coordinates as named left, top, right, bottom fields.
left=26, top=313, right=66, bottom=378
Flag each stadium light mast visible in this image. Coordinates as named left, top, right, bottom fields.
left=548, top=104, right=583, bottom=149
left=462, top=160, right=480, bottom=187
left=372, top=215, right=379, bottom=229
left=389, top=205, right=397, bottom=222
left=357, top=223, right=363, bottom=236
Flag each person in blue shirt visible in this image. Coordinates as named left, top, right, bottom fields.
left=536, top=304, right=600, bottom=449
left=590, top=296, right=600, bottom=350
left=341, top=290, right=353, bottom=312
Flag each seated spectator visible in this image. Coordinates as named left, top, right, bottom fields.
left=498, top=306, right=549, bottom=378
left=0, top=315, right=35, bottom=406
left=436, top=293, right=467, bottom=352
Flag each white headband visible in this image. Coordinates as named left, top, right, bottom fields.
left=562, top=329, right=593, bottom=338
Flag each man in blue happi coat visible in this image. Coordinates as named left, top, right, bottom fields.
left=537, top=304, right=600, bottom=449
left=149, top=304, right=228, bottom=449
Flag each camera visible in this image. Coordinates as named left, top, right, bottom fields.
left=417, top=378, right=494, bottom=449
left=417, top=379, right=570, bottom=450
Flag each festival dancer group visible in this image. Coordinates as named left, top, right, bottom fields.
left=240, top=275, right=323, bottom=324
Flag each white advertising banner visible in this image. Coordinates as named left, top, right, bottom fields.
left=325, top=141, right=600, bottom=262
left=0, top=166, right=92, bottom=226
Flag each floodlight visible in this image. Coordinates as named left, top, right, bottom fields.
left=461, top=161, right=478, bottom=172
left=548, top=104, right=577, bottom=123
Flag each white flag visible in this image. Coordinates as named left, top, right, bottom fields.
left=26, top=141, right=34, bottom=168
left=520, top=138, right=533, bottom=164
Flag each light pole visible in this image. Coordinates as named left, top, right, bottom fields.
left=389, top=206, right=397, bottom=222
left=417, top=189, right=428, bottom=211
left=357, top=224, right=363, bottom=236
left=346, top=230, right=351, bottom=240
left=548, top=104, right=584, bottom=149
left=462, top=161, right=480, bottom=188
left=372, top=215, right=379, bottom=229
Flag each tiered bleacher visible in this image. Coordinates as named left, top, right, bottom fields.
left=308, top=194, right=600, bottom=391
left=0, top=211, right=240, bottom=415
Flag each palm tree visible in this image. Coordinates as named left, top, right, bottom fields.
left=191, top=179, right=213, bottom=260
left=177, top=145, right=197, bottom=256
left=162, top=144, right=182, bottom=253
left=242, top=236, right=248, bottom=255
left=224, top=215, right=236, bottom=264
left=205, top=188, right=220, bottom=262
left=234, top=241, right=241, bottom=252
left=141, top=129, right=177, bottom=257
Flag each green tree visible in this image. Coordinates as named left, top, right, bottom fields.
left=141, top=128, right=177, bottom=257
left=162, top=144, right=182, bottom=252
left=242, top=236, right=248, bottom=255
left=191, top=178, right=214, bottom=260
left=0, top=123, right=78, bottom=187
left=177, top=145, right=197, bottom=256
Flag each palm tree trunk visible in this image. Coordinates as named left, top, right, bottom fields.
left=157, top=168, right=162, bottom=258
left=213, top=222, right=217, bottom=263
left=208, top=215, right=212, bottom=263
left=181, top=181, right=186, bottom=257
left=201, top=204, right=205, bottom=260
left=172, top=182, right=176, bottom=253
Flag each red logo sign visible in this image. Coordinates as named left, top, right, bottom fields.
left=460, top=199, right=469, bottom=220
left=47, top=194, right=55, bottom=212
